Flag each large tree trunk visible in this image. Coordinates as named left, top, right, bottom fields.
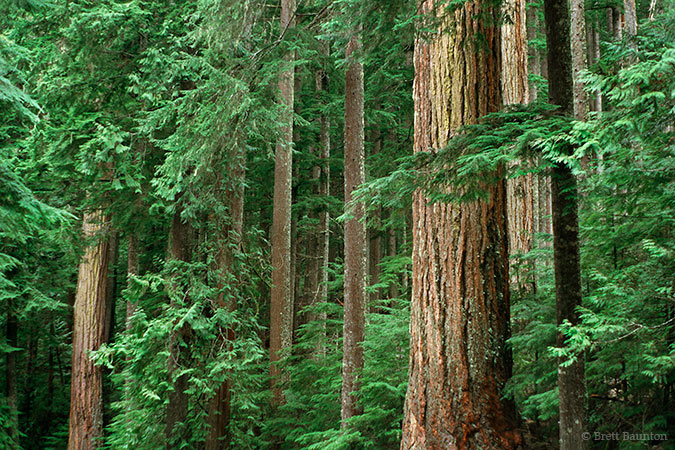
left=542, top=0, right=588, bottom=447
left=400, top=1, right=522, bottom=448
left=205, top=152, right=246, bottom=450
left=341, top=34, right=367, bottom=425
left=68, top=211, right=112, bottom=450
left=269, top=0, right=295, bottom=406
left=503, top=0, right=536, bottom=292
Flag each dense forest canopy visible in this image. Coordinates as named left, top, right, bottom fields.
left=0, top=0, right=673, bottom=448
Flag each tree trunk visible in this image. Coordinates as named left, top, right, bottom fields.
left=503, top=0, right=536, bottom=292
left=68, top=211, right=112, bottom=450
left=527, top=3, right=540, bottom=103
left=317, top=64, right=330, bottom=353
left=166, top=210, right=192, bottom=444
left=341, top=33, right=367, bottom=426
left=571, top=0, right=588, bottom=121
left=126, top=234, right=139, bottom=329
left=205, top=152, right=246, bottom=450
left=5, top=298, right=18, bottom=447
left=542, top=0, right=588, bottom=447
left=400, top=1, right=522, bottom=448
left=269, top=0, right=295, bottom=406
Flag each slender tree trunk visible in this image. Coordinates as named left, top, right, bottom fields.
left=368, top=130, right=382, bottom=306
left=341, top=33, right=367, bottom=426
left=126, top=234, right=139, bottom=328
left=503, top=0, right=536, bottom=292
left=317, top=64, right=330, bottom=353
left=387, top=221, right=399, bottom=300
left=205, top=151, right=246, bottom=450
left=571, top=0, right=588, bottom=121
left=269, top=0, right=295, bottom=406
left=5, top=298, right=18, bottom=447
left=166, top=210, right=192, bottom=444
left=302, top=66, right=330, bottom=331
left=68, top=211, right=112, bottom=450
left=527, top=3, right=540, bottom=103
left=543, top=0, right=588, bottom=447
left=400, top=1, right=522, bottom=448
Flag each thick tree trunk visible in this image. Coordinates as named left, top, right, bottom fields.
left=166, top=210, right=192, bottom=444
left=400, top=1, right=522, bottom=448
left=341, top=34, right=367, bottom=426
left=269, top=0, right=295, bottom=406
left=542, top=0, right=588, bottom=447
left=205, top=152, right=246, bottom=450
left=503, top=0, right=536, bottom=292
left=68, top=211, right=112, bottom=450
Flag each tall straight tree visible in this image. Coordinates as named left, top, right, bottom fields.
left=205, top=151, right=246, bottom=449
left=542, top=0, right=587, bottom=447
left=400, top=0, right=522, bottom=448
left=502, top=0, right=536, bottom=290
left=68, top=210, right=112, bottom=450
left=165, top=209, right=193, bottom=443
left=269, top=0, right=295, bottom=405
left=341, top=33, right=367, bottom=425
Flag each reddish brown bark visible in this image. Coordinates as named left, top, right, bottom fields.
left=400, top=1, right=522, bottom=448
left=269, top=0, right=295, bottom=406
left=68, top=211, right=112, bottom=450
left=341, top=34, right=367, bottom=425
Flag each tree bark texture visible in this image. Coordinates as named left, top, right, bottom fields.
left=503, top=0, right=536, bottom=292
left=68, top=211, right=112, bottom=450
left=543, top=0, right=588, bottom=447
left=400, top=1, right=522, bottom=448
left=269, top=0, right=295, bottom=406
left=341, top=33, right=367, bottom=426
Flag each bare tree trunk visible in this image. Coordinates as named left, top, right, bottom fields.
left=269, top=0, right=295, bottom=406
left=68, top=211, right=112, bottom=450
left=571, top=0, right=588, bottom=121
left=400, top=1, right=522, bottom=448
left=341, top=33, right=367, bottom=426
left=503, top=0, right=536, bottom=292
left=542, top=0, right=588, bottom=447
left=317, top=64, right=331, bottom=353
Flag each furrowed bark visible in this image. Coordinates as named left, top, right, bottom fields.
left=269, top=0, right=295, bottom=406
left=341, top=33, right=367, bottom=426
left=400, top=1, right=522, bottom=448
left=68, top=211, right=112, bottom=450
